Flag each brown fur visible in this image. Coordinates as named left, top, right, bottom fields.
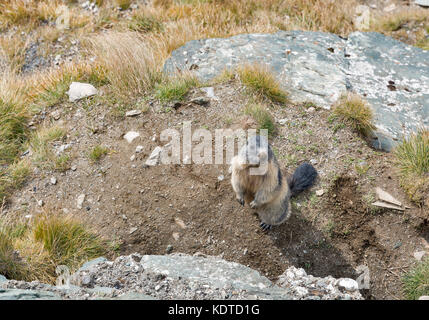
left=231, top=155, right=291, bottom=226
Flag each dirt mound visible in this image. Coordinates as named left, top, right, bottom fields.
left=6, top=82, right=429, bottom=299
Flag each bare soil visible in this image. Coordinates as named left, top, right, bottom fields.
left=6, top=81, right=429, bottom=300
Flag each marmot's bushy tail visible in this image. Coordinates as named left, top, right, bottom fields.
left=288, top=162, right=318, bottom=197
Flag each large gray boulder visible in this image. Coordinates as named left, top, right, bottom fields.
left=164, top=31, right=429, bottom=151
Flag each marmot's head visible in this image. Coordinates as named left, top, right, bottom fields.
left=236, top=135, right=272, bottom=169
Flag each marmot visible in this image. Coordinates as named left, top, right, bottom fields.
left=231, top=135, right=317, bottom=231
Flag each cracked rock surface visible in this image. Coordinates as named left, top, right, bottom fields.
left=164, top=31, right=429, bottom=151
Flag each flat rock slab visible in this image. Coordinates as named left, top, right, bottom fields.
left=164, top=31, right=429, bottom=151
left=0, top=289, right=60, bottom=300
left=141, top=254, right=292, bottom=299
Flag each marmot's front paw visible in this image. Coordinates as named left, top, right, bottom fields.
left=260, top=222, right=272, bottom=231
left=237, top=197, right=245, bottom=206
left=249, top=200, right=258, bottom=209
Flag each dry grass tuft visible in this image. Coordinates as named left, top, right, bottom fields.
left=333, top=92, right=375, bottom=137
left=237, top=63, right=288, bottom=104
left=393, top=129, right=429, bottom=207
left=0, top=210, right=108, bottom=283
left=243, top=103, right=276, bottom=137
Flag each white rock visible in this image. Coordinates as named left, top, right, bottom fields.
left=295, top=286, right=309, bottom=297
left=130, top=155, right=135, bottom=161
left=66, top=82, right=98, bottom=102
left=337, top=278, right=359, bottom=291
left=316, top=189, right=324, bottom=196
left=415, top=0, right=429, bottom=7
left=217, top=175, right=224, bottom=181
left=125, top=110, right=142, bottom=117
left=37, top=200, right=44, bottom=207
left=50, top=177, right=57, bottom=185
left=307, top=107, right=316, bottom=113
left=383, top=4, right=396, bottom=12
left=414, top=250, right=426, bottom=261
left=135, top=145, right=144, bottom=153
left=145, top=146, right=163, bottom=166
left=129, top=227, right=138, bottom=234
left=278, top=118, right=288, bottom=125
left=124, top=131, right=140, bottom=143
left=201, top=87, right=218, bottom=100
left=418, top=295, right=429, bottom=300
left=77, top=194, right=86, bottom=209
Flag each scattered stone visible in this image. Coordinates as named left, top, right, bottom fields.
left=51, top=110, right=61, bottom=120
left=201, top=87, right=218, bottom=100
left=383, top=4, right=396, bottom=12
left=375, top=187, right=402, bottom=207
left=125, top=110, right=142, bottom=117
left=336, top=278, right=359, bottom=292
left=166, top=245, right=173, bottom=254
left=217, top=175, right=224, bottom=181
left=130, top=155, right=135, bottom=161
left=310, top=159, right=318, bottom=165
left=71, top=165, right=77, bottom=171
left=307, top=107, right=316, bottom=113
left=66, top=82, right=98, bottom=102
left=372, top=201, right=404, bottom=211
left=413, top=251, right=426, bottom=261
left=124, top=131, right=140, bottom=143
left=129, top=227, right=138, bottom=235
left=316, top=189, right=324, bottom=196
left=77, top=194, right=86, bottom=209
left=145, top=146, right=163, bottom=166
left=278, top=118, right=288, bottom=125
left=172, top=232, right=180, bottom=241
left=37, top=200, right=44, bottom=207
left=135, top=145, right=144, bottom=153
left=56, top=144, right=71, bottom=155
left=50, top=177, right=57, bottom=185
left=419, top=295, right=429, bottom=300
left=174, top=217, right=187, bottom=229
left=190, top=97, right=210, bottom=106
left=393, top=240, right=402, bottom=249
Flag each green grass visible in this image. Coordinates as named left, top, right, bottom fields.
left=29, top=125, right=67, bottom=168
left=333, top=92, right=375, bottom=137
left=0, top=160, right=31, bottom=203
left=155, top=76, right=199, bottom=102
left=88, top=145, right=109, bottom=162
left=393, top=130, right=429, bottom=206
left=129, top=12, right=163, bottom=33
left=0, top=211, right=109, bottom=283
left=243, top=103, right=276, bottom=136
left=237, top=63, right=288, bottom=104
left=403, top=257, right=429, bottom=300
left=0, top=98, right=29, bottom=165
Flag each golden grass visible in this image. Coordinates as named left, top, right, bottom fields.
left=393, top=129, right=429, bottom=207
left=0, top=210, right=108, bottom=283
left=87, top=31, right=163, bottom=97
left=237, top=63, right=288, bottom=104
left=332, top=92, right=375, bottom=137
